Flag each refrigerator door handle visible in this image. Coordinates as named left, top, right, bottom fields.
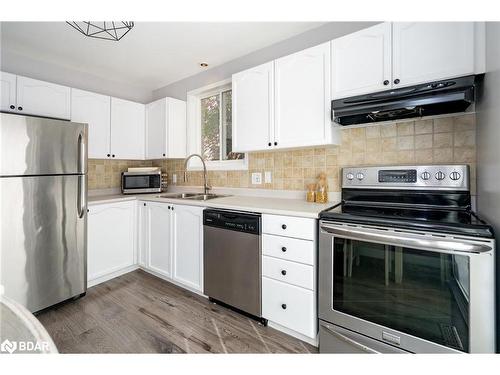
left=78, top=132, right=86, bottom=174
left=77, top=175, right=86, bottom=219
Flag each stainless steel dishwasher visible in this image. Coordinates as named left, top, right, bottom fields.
left=203, top=209, right=265, bottom=323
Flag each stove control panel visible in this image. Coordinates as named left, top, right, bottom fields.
left=342, top=165, right=469, bottom=191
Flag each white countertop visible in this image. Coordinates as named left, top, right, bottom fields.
left=88, top=192, right=336, bottom=219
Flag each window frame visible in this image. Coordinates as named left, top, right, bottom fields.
left=186, top=79, right=248, bottom=171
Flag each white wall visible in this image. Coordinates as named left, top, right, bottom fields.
left=152, top=22, right=378, bottom=100
left=476, top=21, right=500, bottom=353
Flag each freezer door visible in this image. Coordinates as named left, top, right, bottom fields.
left=0, top=112, right=87, bottom=176
left=0, top=174, right=87, bottom=312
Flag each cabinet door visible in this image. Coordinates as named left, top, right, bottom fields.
left=392, top=22, right=475, bottom=88
left=110, top=97, right=145, bottom=160
left=0, top=71, right=17, bottom=112
left=171, top=204, right=203, bottom=291
left=332, top=22, right=392, bottom=99
left=71, top=88, right=111, bottom=159
left=87, top=201, right=136, bottom=282
left=142, top=202, right=172, bottom=278
left=232, top=61, right=274, bottom=152
left=166, top=98, right=187, bottom=158
left=274, top=42, right=331, bottom=149
left=145, top=99, right=166, bottom=159
left=16, top=76, right=71, bottom=119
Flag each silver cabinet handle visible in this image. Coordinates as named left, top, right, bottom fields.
left=322, top=323, right=380, bottom=354
left=77, top=175, right=86, bottom=218
left=320, top=223, right=493, bottom=255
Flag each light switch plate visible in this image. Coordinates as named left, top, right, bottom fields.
left=251, top=172, right=262, bottom=185
left=264, top=171, right=272, bottom=183
left=172, top=174, right=177, bottom=184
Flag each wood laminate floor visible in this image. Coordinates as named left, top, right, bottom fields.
left=37, top=270, right=317, bottom=353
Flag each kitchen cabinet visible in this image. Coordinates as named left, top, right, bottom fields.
left=0, top=72, right=71, bottom=119
left=139, top=202, right=204, bottom=293
left=145, top=97, right=187, bottom=159
left=274, top=42, right=333, bottom=149
left=0, top=71, right=17, bottom=112
left=332, top=22, right=485, bottom=99
left=71, top=88, right=111, bottom=159
left=87, top=201, right=137, bottom=286
left=110, top=97, right=145, bottom=160
left=232, top=61, right=274, bottom=152
left=140, top=201, right=172, bottom=278
left=331, top=22, right=392, bottom=99
left=392, top=22, right=476, bottom=88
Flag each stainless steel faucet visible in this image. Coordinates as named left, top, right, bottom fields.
left=183, top=153, right=211, bottom=195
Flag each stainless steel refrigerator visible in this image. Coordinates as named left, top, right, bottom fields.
left=0, top=112, right=87, bottom=313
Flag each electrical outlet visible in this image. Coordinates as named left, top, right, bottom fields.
left=251, top=172, right=262, bottom=185
left=172, top=174, right=177, bottom=184
left=264, top=171, right=272, bottom=184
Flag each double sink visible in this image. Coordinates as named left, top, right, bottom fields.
left=157, top=192, right=228, bottom=201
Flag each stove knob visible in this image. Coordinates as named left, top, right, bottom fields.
left=356, top=172, right=365, bottom=180
left=421, top=171, right=431, bottom=180
left=435, top=171, right=446, bottom=180
left=346, top=173, right=355, bottom=180
left=450, top=171, right=461, bottom=181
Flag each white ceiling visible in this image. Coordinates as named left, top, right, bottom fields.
left=0, top=22, right=323, bottom=92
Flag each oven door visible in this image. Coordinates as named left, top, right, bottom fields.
left=318, top=221, right=495, bottom=353
left=121, top=173, right=161, bottom=194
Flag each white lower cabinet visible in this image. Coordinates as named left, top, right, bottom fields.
left=139, top=201, right=204, bottom=293
left=87, top=200, right=137, bottom=286
left=261, top=214, right=318, bottom=342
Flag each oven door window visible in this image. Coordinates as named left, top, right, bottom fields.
left=123, top=175, right=159, bottom=189
left=333, top=238, right=470, bottom=352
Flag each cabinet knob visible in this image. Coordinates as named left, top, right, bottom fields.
left=281, top=247, right=287, bottom=252
left=281, top=270, right=287, bottom=276
left=171, top=206, right=174, bottom=210
left=143, top=203, right=146, bottom=206
left=383, top=80, right=389, bottom=86
left=274, top=142, right=278, bottom=146
left=394, top=78, right=400, bottom=85
left=163, top=153, right=166, bottom=157
left=168, top=206, right=171, bottom=209
left=107, top=154, right=111, bottom=157
left=9, top=105, right=15, bottom=109
left=112, top=154, right=115, bottom=158
left=268, top=142, right=272, bottom=147
left=281, top=304, right=287, bottom=310
left=281, top=224, right=287, bottom=230
left=17, top=106, right=23, bottom=111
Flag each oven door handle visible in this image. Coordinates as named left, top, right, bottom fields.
left=320, top=224, right=493, bottom=254
left=321, top=323, right=380, bottom=354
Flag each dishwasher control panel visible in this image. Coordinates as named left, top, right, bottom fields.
left=203, top=209, right=261, bottom=235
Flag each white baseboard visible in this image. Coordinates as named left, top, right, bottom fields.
left=267, top=320, right=319, bottom=347
left=87, top=265, right=139, bottom=288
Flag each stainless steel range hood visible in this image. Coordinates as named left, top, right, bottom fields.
left=332, top=75, right=482, bottom=126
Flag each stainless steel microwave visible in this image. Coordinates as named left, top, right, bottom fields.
left=121, top=171, right=163, bottom=194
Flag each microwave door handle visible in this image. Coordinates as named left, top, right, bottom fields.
left=320, top=224, right=493, bottom=255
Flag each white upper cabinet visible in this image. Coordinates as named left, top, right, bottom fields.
left=166, top=98, right=187, bottom=158
left=171, top=204, right=203, bottom=292
left=110, top=97, right=145, bottom=160
left=274, top=42, right=333, bottom=149
left=0, top=71, right=17, bottom=112
left=145, top=99, right=166, bottom=159
left=16, top=75, right=71, bottom=119
left=392, top=22, right=476, bottom=88
left=332, top=22, right=392, bottom=99
left=232, top=61, right=274, bottom=152
left=71, top=89, right=111, bottom=159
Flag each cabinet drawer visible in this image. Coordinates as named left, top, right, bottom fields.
left=263, top=256, right=314, bottom=290
left=262, top=214, right=316, bottom=240
left=262, top=234, right=314, bottom=265
left=262, top=277, right=316, bottom=338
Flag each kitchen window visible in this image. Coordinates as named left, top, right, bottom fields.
left=187, top=79, right=247, bottom=170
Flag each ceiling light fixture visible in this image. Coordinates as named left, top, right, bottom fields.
left=66, top=21, right=134, bottom=41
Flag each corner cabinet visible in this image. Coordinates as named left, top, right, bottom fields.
left=232, top=42, right=338, bottom=153
left=71, top=88, right=111, bottom=159
left=110, top=98, right=146, bottom=160
left=87, top=200, right=137, bottom=287
left=139, top=202, right=204, bottom=293
left=145, top=97, right=187, bottom=159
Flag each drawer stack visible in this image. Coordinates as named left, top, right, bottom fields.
left=261, top=214, right=317, bottom=340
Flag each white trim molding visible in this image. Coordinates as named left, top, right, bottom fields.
left=186, top=78, right=248, bottom=171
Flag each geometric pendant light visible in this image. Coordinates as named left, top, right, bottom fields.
left=66, top=21, right=134, bottom=41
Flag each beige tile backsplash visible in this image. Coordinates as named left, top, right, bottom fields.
left=89, top=113, right=477, bottom=194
